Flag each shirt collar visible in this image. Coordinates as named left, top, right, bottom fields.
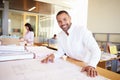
left=68, top=23, right=74, bottom=35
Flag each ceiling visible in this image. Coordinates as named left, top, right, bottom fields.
left=0, top=0, right=54, bottom=15
left=35, top=0, right=74, bottom=8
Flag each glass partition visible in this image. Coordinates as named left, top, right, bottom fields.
left=8, top=11, right=23, bottom=36
left=1, top=0, right=71, bottom=44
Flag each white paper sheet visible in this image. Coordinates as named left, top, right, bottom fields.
left=0, top=45, right=25, bottom=52
left=0, top=53, right=34, bottom=62
left=0, top=59, right=109, bottom=80
left=101, top=52, right=117, bottom=61
left=0, top=46, right=54, bottom=62
left=0, top=47, right=33, bottom=62
left=26, top=46, right=56, bottom=58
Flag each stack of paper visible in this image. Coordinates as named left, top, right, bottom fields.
left=101, top=52, right=117, bottom=61
left=0, top=45, right=33, bottom=62
left=0, top=45, right=25, bottom=52
left=0, top=52, right=34, bottom=62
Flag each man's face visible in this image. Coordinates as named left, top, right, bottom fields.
left=56, top=13, right=71, bottom=32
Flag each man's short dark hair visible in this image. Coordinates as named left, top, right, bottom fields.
left=56, top=10, right=70, bottom=17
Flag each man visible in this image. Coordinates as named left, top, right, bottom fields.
left=41, top=10, right=101, bottom=77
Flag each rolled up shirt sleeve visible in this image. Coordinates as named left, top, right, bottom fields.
left=83, top=28, right=101, bottom=68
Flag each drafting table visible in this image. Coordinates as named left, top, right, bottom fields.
left=0, top=46, right=119, bottom=80
left=0, top=59, right=109, bottom=80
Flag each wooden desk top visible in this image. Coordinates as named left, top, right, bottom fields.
left=42, top=43, right=58, bottom=50
left=67, top=57, right=120, bottom=80
left=33, top=45, right=120, bottom=80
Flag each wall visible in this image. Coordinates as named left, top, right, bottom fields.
left=87, top=0, right=120, bottom=33
left=53, top=0, right=88, bottom=35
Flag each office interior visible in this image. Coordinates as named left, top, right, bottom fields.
left=0, top=0, right=120, bottom=77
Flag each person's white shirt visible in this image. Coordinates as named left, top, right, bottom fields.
left=54, top=24, right=101, bottom=68
left=24, top=31, right=34, bottom=45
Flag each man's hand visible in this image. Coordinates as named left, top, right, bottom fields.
left=81, top=66, right=98, bottom=77
left=41, top=54, right=55, bottom=63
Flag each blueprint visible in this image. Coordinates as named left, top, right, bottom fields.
left=0, top=59, right=109, bottom=80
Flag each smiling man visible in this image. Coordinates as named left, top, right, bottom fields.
left=41, top=10, right=101, bottom=77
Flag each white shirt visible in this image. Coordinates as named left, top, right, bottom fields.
left=55, top=24, right=101, bottom=67
left=24, top=31, right=34, bottom=45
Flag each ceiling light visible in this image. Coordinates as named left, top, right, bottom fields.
left=28, top=7, right=36, bottom=11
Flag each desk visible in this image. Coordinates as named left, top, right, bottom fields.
left=41, top=43, right=58, bottom=50
left=38, top=45, right=120, bottom=78
left=34, top=42, right=58, bottom=50
left=0, top=38, right=19, bottom=45
left=0, top=58, right=109, bottom=80
left=98, top=56, right=120, bottom=72
left=67, top=57, right=120, bottom=80
left=0, top=45, right=119, bottom=80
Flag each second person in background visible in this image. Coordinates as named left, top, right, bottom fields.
left=19, top=23, right=34, bottom=46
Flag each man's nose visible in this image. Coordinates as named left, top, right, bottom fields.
left=61, top=21, right=66, bottom=25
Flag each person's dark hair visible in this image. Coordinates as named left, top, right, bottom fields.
left=56, top=10, right=70, bottom=17
left=25, top=23, right=33, bottom=31
left=54, top=34, right=57, bottom=37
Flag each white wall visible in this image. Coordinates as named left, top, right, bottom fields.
left=53, top=0, right=88, bottom=34
left=69, top=0, right=88, bottom=27
left=36, top=0, right=88, bottom=34
left=87, top=0, right=120, bottom=33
